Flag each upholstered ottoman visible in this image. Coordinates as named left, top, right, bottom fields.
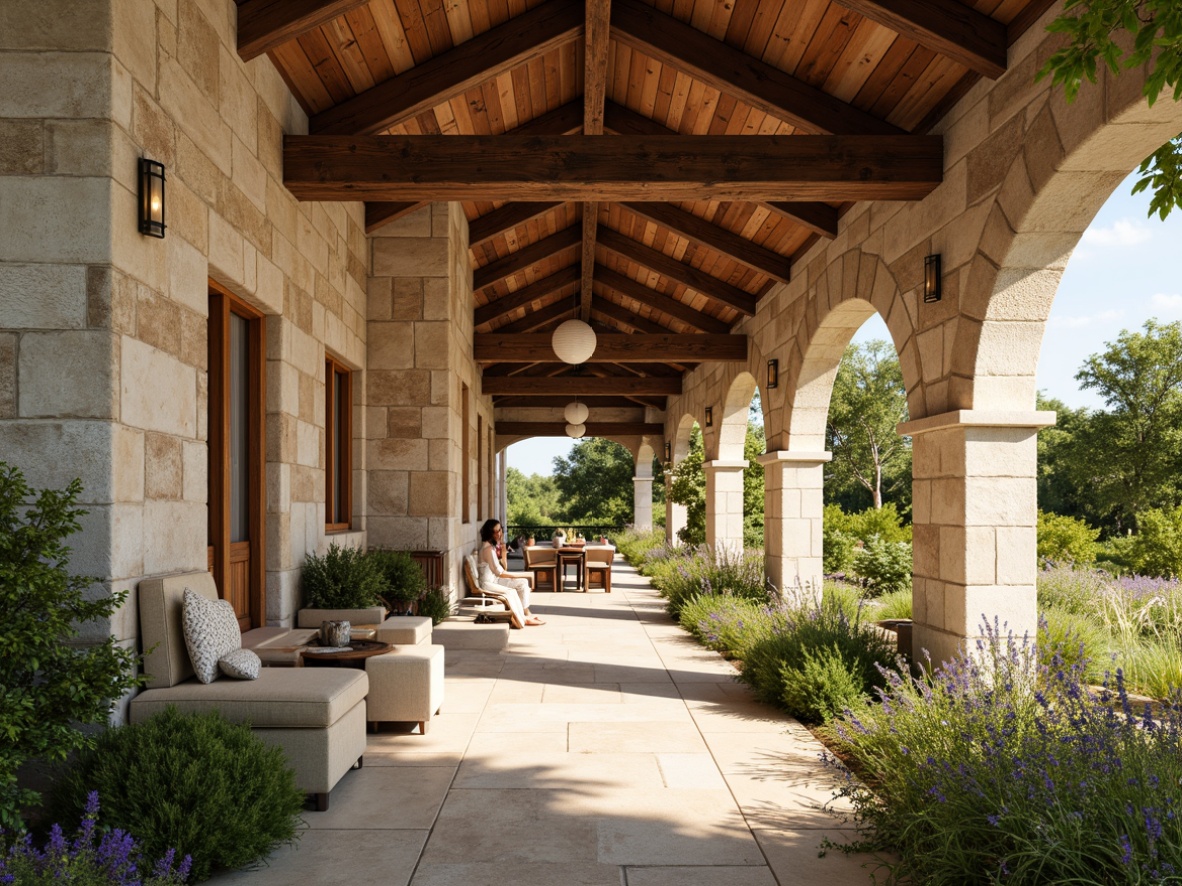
left=433, top=618, right=511, bottom=651
left=375, top=615, right=433, bottom=646
left=364, top=644, right=445, bottom=734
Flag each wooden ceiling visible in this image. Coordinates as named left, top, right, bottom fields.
left=240, top=0, right=1055, bottom=418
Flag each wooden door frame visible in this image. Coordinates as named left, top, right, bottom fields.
left=208, top=281, right=266, bottom=630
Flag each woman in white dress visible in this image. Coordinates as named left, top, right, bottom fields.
left=478, top=519, right=544, bottom=626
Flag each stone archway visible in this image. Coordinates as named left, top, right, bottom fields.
left=665, top=413, right=698, bottom=544
left=704, top=372, right=760, bottom=554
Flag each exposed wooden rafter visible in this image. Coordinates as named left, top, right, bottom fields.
left=594, top=266, right=731, bottom=334
left=621, top=203, right=792, bottom=285
left=591, top=299, right=672, bottom=334
left=474, top=333, right=747, bottom=364
left=236, top=0, right=371, bottom=62
left=474, top=265, right=581, bottom=327
left=483, top=375, right=681, bottom=395
left=494, top=300, right=574, bottom=334
left=310, top=0, right=584, bottom=135
left=597, top=227, right=758, bottom=317
left=469, top=203, right=564, bottom=251
left=473, top=226, right=582, bottom=293
left=609, top=0, right=902, bottom=137
left=497, top=422, right=665, bottom=437
left=284, top=135, right=944, bottom=202
left=832, top=0, right=1007, bottom=79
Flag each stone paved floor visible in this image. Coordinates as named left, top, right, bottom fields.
left=211, top=559, right=885, bottom=885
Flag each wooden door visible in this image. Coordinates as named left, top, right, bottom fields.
left=208, top=284, right=265, bottom=631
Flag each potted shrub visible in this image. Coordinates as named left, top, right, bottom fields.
left=298, top=542, right=387, bottom=629
left=366, top=548, right=428, bottom=615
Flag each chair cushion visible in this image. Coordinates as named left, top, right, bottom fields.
left=129, top=668, right=369, bottom=728
left=219, top=648, right=261, bottom=680
left=182, top=588, right=242, bottom=684
left=139, top=572, right=221, bottom=689
left=375, top=616, right=433, bottom=645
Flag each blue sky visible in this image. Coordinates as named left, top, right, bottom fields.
left=508, top=172, right=1182, bottom=475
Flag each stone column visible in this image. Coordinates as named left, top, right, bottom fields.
left=901, top=410, right=1054, bottom=667
left=758, top=450, right=831, bottom=595
left=704, top=459, right=747, bottom=555
left=633, top=478, right=654, bottom=531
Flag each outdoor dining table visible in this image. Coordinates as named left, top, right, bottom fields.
left=555, top=546, right=586, bottom=593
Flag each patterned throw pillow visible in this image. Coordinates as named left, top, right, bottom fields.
left=218, top=648, right=261, bottom=680
left=182, top=588, right=242, bottom=684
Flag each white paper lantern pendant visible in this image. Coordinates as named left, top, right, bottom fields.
left=552, top=318, right=597, bottom=365
left=565, top=423, right=586, bottom=439
left=564, top=400, right=589, bottom=425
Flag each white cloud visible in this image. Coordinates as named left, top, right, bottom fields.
left=1150, top=292, right=1182, bottom=316
left=1050, top=309, right=1125, bottom=329
left=1080, top=218, right=1153, bottom=248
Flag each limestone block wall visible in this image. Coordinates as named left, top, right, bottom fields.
left=367, top=203, right=494, bottom=596
left=1, top=0, right=369, bottom=664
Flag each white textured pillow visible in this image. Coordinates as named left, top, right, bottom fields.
left=182, top=588, right=241, bottom=684
left=219, top=648, right=261, bottom=680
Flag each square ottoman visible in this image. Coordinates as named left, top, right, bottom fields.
left=365, top=644, right=445, bottom=734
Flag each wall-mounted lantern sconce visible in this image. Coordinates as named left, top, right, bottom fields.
left=138, top=158, right=166, bottom=239
left=704, top=406, right=713, bottom=427
left=923, top=254, right=941, bottom=303
left=766, top=358, right=779, bottom=389
left=664, top=441, right=672, bottom=462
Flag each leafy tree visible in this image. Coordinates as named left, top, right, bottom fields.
left=1068, top=320, right=1182, bottom=530
left=1039, top=0, right=1182, bottom=219
left=1127, top=504, right=1182, bottom=577
left=825, top=340, right=912, bottom=512
left=1035, top=392, right=1095, bottom=521
left=505, top=467, right=560, bottom=527
left=0, top=463, right=143, bottom=830
left=551, top=437, right=635, bottom=526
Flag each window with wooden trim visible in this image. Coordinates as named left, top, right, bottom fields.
left=325, top=355, right=353, bottom=532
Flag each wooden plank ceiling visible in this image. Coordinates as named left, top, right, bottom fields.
left=241, top=0, right=1054, bottom=419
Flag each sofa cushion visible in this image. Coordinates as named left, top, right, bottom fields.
left=219, top=648, right=261, bottom=680
left=140, top=572, right=221, bottom=689
left=129, top=667, right=369, bottom=729
left=183, top=588, right=241, bottom=684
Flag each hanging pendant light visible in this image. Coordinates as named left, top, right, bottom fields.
left=565, top=423, right=586, bottom=439
left=564, top=399, right=589, bottom=425
left=551, top=286, right=596, bottom=364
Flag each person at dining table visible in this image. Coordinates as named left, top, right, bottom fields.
left=478, top=519, right=544, bottom=626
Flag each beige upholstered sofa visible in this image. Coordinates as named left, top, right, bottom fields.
left=130, top=572, right=369, bottom=811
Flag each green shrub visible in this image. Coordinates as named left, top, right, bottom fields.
left=49, top=707, right=304, bottom=882
left=0, top=463, right=143, bottom=830
left=851, top=536, right=912, bottom=597
left=822, top=526, right=857, bottom=574
left=822, top=580, right=863, bottom=622
left=869, top=587, right=913, bottom=621
left=853, top=502, right=911, bottom=544
left=1037, top=510, right=1099, bottom=566
left=302, top=542, right=385, bottom=610
left=679, top=595, right=781, bottom=657
left=1128, top=505, right=1182, bottom=578
left=613, top=528, right=666, bottom=566
left=366, top=548, right=427, bottom=609
left=1096, top=533, right=1137, bottom=575
left=647, top=546, right=768, bottom=617
left=781, top=643, right=872, bottom=724
left=417, top=587, right=454, bottom=626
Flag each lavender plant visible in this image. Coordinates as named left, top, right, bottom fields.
left=678, top=595, right=783, bottom=658
left=0, top=792, right=191, bottom=885
left=827, top=621, right=1182, bottom=885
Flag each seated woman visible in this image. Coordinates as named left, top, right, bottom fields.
left=478, top=519, right=544, bottom=626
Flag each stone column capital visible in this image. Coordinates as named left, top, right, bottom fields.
left=756, top=449, right=832, bottom=467
left=898, top=410, right=1057, bottom=437
left=703, top=459, right=748, bottom=474
left=633, top=476, right=654, bottom=486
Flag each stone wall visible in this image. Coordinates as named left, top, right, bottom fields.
left=0, top=0, right=369, bottom=669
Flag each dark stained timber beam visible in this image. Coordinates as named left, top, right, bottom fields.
left=597, top=227, right=757, bottom=316
left=482, top=376, right=681, bottom=396
left=474, top=265, right=581, bottom=326
left=833, top=0, right=1007, bottom=79
left=591, top=299, right=671, bottom=334
left=580, top=203, right=598, bottom=321
left=495, top=300, right=574, bottom=333
left=284, top=135, right=944, bottom=203
left=493, top=395, right=655, bottom=408
left=474, top=333, right=747, bottom=364
left=497, top=422, right=665, bottom=437
left=237, top=0, right=370, bottom=62
left=311, top=0, right=583, bottom=135
left=469, top=203, right=564, bottom=250
left=365, top=201, right=426, bottom=234
left=610, top=0, right=901, bottom=136
left=473, top=226, right=582, bottom=293
left=595, top=265, right=731, bottom=333
left=621, top=202, right=792, bottom=285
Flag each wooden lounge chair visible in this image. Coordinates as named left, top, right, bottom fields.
left=584, top=545, right=614, bottom=593
left=462, top=554, right=524, bottom=628
left=522, top=545, right=557, bottom=591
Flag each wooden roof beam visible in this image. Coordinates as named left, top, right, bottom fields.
left=497, top=422, right=665, bottom=437
left=595, top=265, right=731, bottom=334
left=483, top=376, right=681, bottom=395
left=473, top=225, right=582, bottom=293
left=237, top=0, right=370, bottom=62
left=310, top=0, right=583, bottom=135
left=580, top=205, right=598, bottom=322
left=492, top=395, right=658, bottom=408
left=621, top=203, right=792, bottom=285
left=597, top=227, right=757, bottom=317
left=284, top=135, right=944, bottom=203
left=610, top=0, right=902, bottom=136
left=474, top=265, right=581, bottom=327
left=474, top=333, right=747, bottom=364
left=833, top=0, right=1007, bottom=79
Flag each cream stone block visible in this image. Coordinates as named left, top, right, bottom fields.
left=995, top=525, right=1038, bottom=586
left=0, top=51, right=112, bottom=118
left=164, top=234, right=211, bottom=316
left=0, top=177, right=111, bottom=264
left=120, top=337, right=198, bottom=436
left=0, top=420, right=120, bottom=499
left=414, top=322, right=450, bottom=369
left=369, top=369, right=431, bottom=406
left=370, top=437, right=428, bottom=471
left=220, top=48, right=259, bottom=154
left=952, top=585, right=1037, bottom=640
left=421, top=406, right=450, bottom=439
left=373, top=238, right=450, bottom=278
left=208, top=212, right=244, bottom=286
left=159, top=54, right=231, bottom=175
left=19, top=330, right=116, bottom=419
left=369, top=470, right=410, bottom=515
left=911, top=523, right=940, bottom=578
left=0, top=264, right=87, bottom=328
left=367, top=515, right=429, bottom=550
left=409, top=471, right=451, bottom=517
left=266, top=568, right=301, bottom=626
left=964, top=477, right=1036, bottom=526
left=428, top=438, right=451, bottom=471
left=109, top=424, right=144, bottom=503
left=296, top=419, right=320, bottom=468
left=144, top=431, right=183, bottom=500
left=963, top=429, right=1037, bottom=478
left=368, top=321, right=415, bottom=369
left=928, top=478, right=965, bottom=526
left=924, top=578, right=947, bottom=631
left=113, top=0, right=156, bottom=89
left=141, top=500, right=206, bottom=575
left=181, top=439, right=206, bottom=502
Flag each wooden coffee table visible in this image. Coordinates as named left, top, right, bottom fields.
left=300, top=639, right=392, bottom=669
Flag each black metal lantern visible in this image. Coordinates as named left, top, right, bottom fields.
left=923, top=253, right=941, bottom=303
left=766, top=358, right=779, bottom=389
left=705, top=406, right=713, bottom=427
left=138, top=158, right=166, bottom=238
